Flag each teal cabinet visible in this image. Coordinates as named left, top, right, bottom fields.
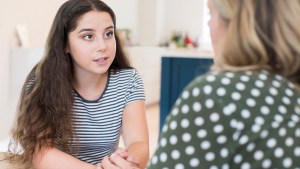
left=160, top=56, right=213, bottom=130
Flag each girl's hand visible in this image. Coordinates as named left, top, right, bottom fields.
left=100, top=150, right=141, bottom=169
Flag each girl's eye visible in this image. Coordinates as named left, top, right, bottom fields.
left=104, top=31, right=114, bottom=39
left=83, top=34, right=93, bottom=40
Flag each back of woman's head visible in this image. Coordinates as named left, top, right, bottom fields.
left=213, top=0, right=300, bottom=85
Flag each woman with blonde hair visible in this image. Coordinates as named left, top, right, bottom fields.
left=148, top=0, right=300, bottom=168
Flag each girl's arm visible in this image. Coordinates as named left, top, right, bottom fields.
left=121, top=100, right=149, bottom=169
left=33, top=147, right=97, bottom=169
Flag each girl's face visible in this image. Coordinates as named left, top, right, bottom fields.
left=67, top=10, right=116, bottom=77
left=207, top=0, right=228, bottom=60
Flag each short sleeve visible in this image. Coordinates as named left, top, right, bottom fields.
left=125, top=69, right=145, bottom=104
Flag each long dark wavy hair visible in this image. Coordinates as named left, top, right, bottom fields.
left=8, top=0, right=130, bottom=168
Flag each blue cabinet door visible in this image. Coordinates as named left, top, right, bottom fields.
left=160, top=57, right=213, bottom=130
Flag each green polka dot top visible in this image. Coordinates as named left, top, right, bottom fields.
left=147, top=69, right=300, bottom=169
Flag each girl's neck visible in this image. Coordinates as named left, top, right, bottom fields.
left=73, top=71, right=109, bottom=101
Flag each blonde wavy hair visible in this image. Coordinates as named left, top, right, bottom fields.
left=212, top=0, right=300, bottom=85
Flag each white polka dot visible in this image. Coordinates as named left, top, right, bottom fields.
left=241, top=75, right=250, bottom=82
left=272, top=80, right=281, bottom=88
left=181, top=104, right=189, bottom=114
left=241, top=109, right=251, bottom=119
left=236, top=121, right=245, bottom=131
left=182, top=91, right=190, bottom=99
left=206, top=75, right=216, bottom=82
left=296, top=106, right=300, bottom=115
left=265, top=96, right=274, bottom=105
left=201, top=140, right=211, bottom=150
left=230, top=119, right=238, bottom=128
left=234, top=154, right=243, bottom=164
left=236, top=82, right=246, bottom=91
left=262, top=159, right=271, bottom=168
left=209, top=165, right=218, bottom=169
left=225, top=72, right=234, bottom=78
left=160, top=137, right=167, bottom=147
left=204, top=85, right=213, bottom=95
left=205, top=152, right=215, bottom=161
left=210, top=112, right=220, bottom=122
left=241, top=162, right=251, bottom=169
left=255, top=80, right=264, bottom=88
left=279, top=128, right=287, bottom=137
left=254, top=150, right=264, bottom=160
left=170, top=135, right=178, bottom=145
left=294, top=147, right=300, bottom=157
left=285, top=88, right=293, bottom=96
left=195, top=117, right=204, bottom=126
left=292, top=115, right=300, bottom=123
left=239, top=135, right=249, bottom=145
left=162, top=124, right=168, bottom=133
left=231, top=92, right=241, bottom=100
left=170, top=121, right=178, bottom=130
left=192, top=87, right=200, bottom=97
left=233, top=131, right=240, bottom=141
left=220, top=148, right=229, bottom=158
left=274, top=114, right=284, bottom=123
left=171, top=150, right=180, bottom=160
left=288, top=82, right=295, bottom=89
left=283, top=158, right=292, bottom=168
left=260, top=106, right=270, bottom=115
left=221, top=77, right=231, bottom=85
left=205, top=99, right=214, bottom=108
left=193, top=102, right=201, bottom=112
left=269, top=87, right=278, bottom=96
left=216, top=87, right=226, bottom=96
left=223, top=103, right=237, bottom=116
left=275, top=74, right=283, bottom=80
left=252, top=124, right=261, bottom=133
left=213, top=124, right=224, bottom=133
left=151, top=155, right=158, bottom=164
left=181, top=119, right=190, bottom=128
left=175, top=163, right=184, bottom=169
left=160, top=152, right=168, bottom=162
left=259, top=73, right=267, bottom=80
left=189, top=158, right=200, bottom=167
left=255, top=116, right=265, bottom=125
left=185, top=146, right=195, bottom=155
left=251, top=88, right=260, bottom=97
left=285, top=137, right=294, bottom=147
left=278, top=105, right=287, bottom=114
left=282, top=97, right=291, bottom=105
left=288, top=121, right=296, bottom=128
left=272, top=121, right=280, bottom=128
left=171, top=108, right=179, bottom=116
left=182, top=133, right=192, bottom=142
left=247, top=143, right=255, bottom=152
left=222, top=164, right=230, bottom=169
left=175, top=98, right=182, bottom=106
left=296, top=128, right=300, bottom=136
left=246, top=98, right=256, bottom=107
left=197, top=129, right=207, bottom=138
left=217, top=135, right=227, bottom=144
left=274, top=147, right=284, bottom=158
left=266, top=138, right=276, bottom=148
left=260, top=130, right=269, bottom=139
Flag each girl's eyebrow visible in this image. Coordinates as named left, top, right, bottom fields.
left=78, top=25, right=115, bottom=33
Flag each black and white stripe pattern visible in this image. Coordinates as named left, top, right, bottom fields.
left=69, top=69, right=145, bottom=164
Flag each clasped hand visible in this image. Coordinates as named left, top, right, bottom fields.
left=96, top=148, right=141, bottom=169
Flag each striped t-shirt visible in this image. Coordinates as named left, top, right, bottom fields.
left=67, top=68, right=145, bottom=164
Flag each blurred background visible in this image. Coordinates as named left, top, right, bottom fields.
left=0, top=0, right=212, bottom=146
